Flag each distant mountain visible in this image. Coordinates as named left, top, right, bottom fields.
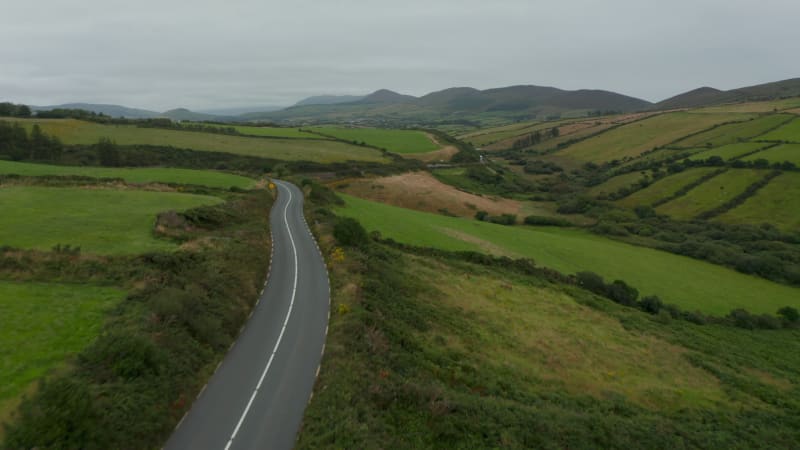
left=197, top=105, right=284, bottom=116
left=655, top=78, right=800, bottom=109
left=247, top=85, right=653, bottom=123
left=160, top=108, right=235, bottom=122
left=357, top=89, right=417, bottom=104
left=295, top=95, right=365, bottom=106
left=32, top=103, right=159, bottom=119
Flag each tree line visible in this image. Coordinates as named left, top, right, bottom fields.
left=0, top=121, right=63, bottom=161
left=0, top=102, right=32, bottom=117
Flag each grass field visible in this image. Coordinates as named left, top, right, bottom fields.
left=759, top=117, right=800, bottom=142
left=411, top=260, right=733, bottom=410
left=741, top=143, right=800, bottom=165
left=337, top=194, right=800, bottom=314
left=687, top=142, right=771, bottom=161
left=589, top=172, right=648, bottom=198
left=0, top=160, right=255, bottom=188
left=694, top=97, right=800, bottom=113
left=311, top=126, right=440, bottom=154
left=616, top=168, right=718, bottom=208
left=0, top=281, right=124, bottom=422
left=674, top=114, right=793, bottom=148
left=554, top=112, right=752, bottom=164
left=0, top=186, right=222, bottom=254
left=7, top=119, right=388, bottom=163
left=718, top=172, right=800, bottom=231
left=217, top=124, right=323, bottom=139
left=461, top=120, right=572, bottom=148
left=656, top=169, right=768, bottom=220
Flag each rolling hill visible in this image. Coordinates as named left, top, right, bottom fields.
left=31, top=103, right=160, bottom=119
left=295, top=95, right=365, bottom=106
left=246, top=85, right=653, bottom=124
left=655, top=78, right=800, bottom=109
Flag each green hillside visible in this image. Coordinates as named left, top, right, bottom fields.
left=336, top=194, right=800, bottom=314
left=718, top=172, right=800, bottom=230
left=0, top=160, right=255, bottom=188
left=312, top=126, right=440, bottom=154
left=0, top=186, right=222, bottom=254
left=554, top=112, right=751, bottom=164
left=655, top=170, right=768, bottom=220
left=7, top=118, right=388, bottom=163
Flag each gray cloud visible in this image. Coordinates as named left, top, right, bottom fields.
left=2, top=0, right=798, bottom=110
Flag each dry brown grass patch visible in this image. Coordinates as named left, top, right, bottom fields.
left=333, top=171, right=521, bottom=218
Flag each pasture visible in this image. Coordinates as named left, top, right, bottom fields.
left=0, top=186, right=222, bottom=254
left=759, top=117, right=800, bottom=142
left=718, top=172, right=800, bottom=231
left=554, top=112, right=753, bottom=164
left=0, top=281, right=124, bottom=421
left=589, top=172, right=648, bottom=198
left=311, top=126, right=440, bottom=154
left=0, top=160, right=255, bottom=189
left=656, top=169, right=768, bottom=220
left=336, top=194, right=800, bottom=314
left=687, top=142, right=771, bottom=161
left=674, top=114, right=793, bottom=148
left=616, top=168, right=718, bottom=208
left=8, top=119, right=388, bottom=163
left=216, top=124, right=323, bottom=139
left=741, top=144, right=800, bottom=165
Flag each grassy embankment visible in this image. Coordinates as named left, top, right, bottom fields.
left=297, top=209, right=800, bottom=448
left=1, top=185, right=273, bottom=449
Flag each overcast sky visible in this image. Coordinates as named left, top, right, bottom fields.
left=2, top=0, right=798, bottom=111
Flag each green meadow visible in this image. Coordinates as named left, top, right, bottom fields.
left=8, top=119, right=388, bottom=163
left=0, top=160, right=255, bottom=189
left=741, top=144, right=800, bottom=165
left=616, top=168, right=717, bottom=208
left=656, top=169, right=769, bottom=220
left=675, top=114, right=793, bottom=148
left=336, top=194, right=800, bottom=314
left=687, top=142, right=771, bottom=161
left=555, top=112, right=751, bottom=164
left=589, top=172, right=648, bottom=197
left=718, top=172, right=800, bottom=231
left=0, top=281, right=124, bottom=420
left=0, top=186, right=222, bottom=254
left=759, top=117, right=800, bottom=142
left=219, top=124, right=323, bottom=139
left=312, top=126, right=440, bottom=154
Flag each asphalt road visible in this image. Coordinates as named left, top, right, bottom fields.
left=165, top=180, right=330, bottom=450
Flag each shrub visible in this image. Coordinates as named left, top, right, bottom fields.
left=606, top=280, right=639, bottom=306
left=334, top=217, right=369, bottom=248
left=576, top=271, right=605, bottom=294
left=640, top=295, right=663, bottom=315
left=523, top=215, right=571, bottom=227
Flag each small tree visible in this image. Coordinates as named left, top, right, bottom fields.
left=95, top=137, right=120, bottom=166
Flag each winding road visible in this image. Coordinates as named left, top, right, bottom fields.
left=165, top=181, right=330, bottom=450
